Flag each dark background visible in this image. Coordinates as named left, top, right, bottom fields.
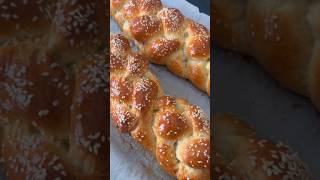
left=186, top=0, right=210, bottom=15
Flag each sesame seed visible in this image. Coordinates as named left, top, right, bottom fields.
left=38, top=109, right=49, bottom=117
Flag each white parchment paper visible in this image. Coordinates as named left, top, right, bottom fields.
left=110, top=1, right=210, bottom=179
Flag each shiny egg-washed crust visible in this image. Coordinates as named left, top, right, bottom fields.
left=0, top=0, right=108, bottom=65
left=110, top=0, right=210, bottom=95
left=0, top=40, right=108, bottom=179
left=110, top=34, right=210, bottom=179
left=0, top=1, right=108, bottom=179
left=214, top=114, right=313, bottom=180
left=213, top=0, right=320, bottom=110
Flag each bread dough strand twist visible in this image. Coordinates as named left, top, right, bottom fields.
left=111, top=0, right=210, bottom=95
left=214, top=114, right=313, bottom=180
left=0, top=0, right=108, bottom=179
left=110, top=34, right=210, bottom=179
left=213, top=0, right=320, bottom=110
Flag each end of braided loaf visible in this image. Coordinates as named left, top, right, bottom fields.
left=214, top=114, right=313, bottom=180
left=110, top=33, right=210, bottom=179
left=213, top=0, right=320, bottom=111
left=111, top=0, right=210, bottom=95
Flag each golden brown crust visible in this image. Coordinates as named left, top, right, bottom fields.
left=0, top=46, right=107, bottom=178
left=111, top=0, right=210, bottom=95
left=181, top=139, right=210, bottom=169
left=214, top=114, right=313, bottom=180
left=130, top=15, right=162, bottom=42
left=148, top=39, right=181, bottom=63
left=156, top=111, right=190, bottom=140
left=0, top=1, right=108, bottom=178
left=156, top=143, right=177, bottom=176
left=159, top=8, right=184, bottom=32
left=213, top=152, right=244, bottom=180
left=186, top=36, right=210, bottom=59
left=234, top=140, right=311, bottom=180
left=111, top=103, right=138, bottom=132
left=246, top=1, right=313, bottom=95
left=127, top=54, right=149, bottom=76
left=0, top=0, right=107, bottom=65
left=110, top=34, right=210, bottom=179
left=2, top=134, right=76, bottom=180
left=0, top=1, right=55, bottom=44
left=0, top=42, right=72, bottom=140
left=213, top=0, right=320, bottom=109
left=110, top=77, right=132, bottom=102
left=132, top=78, right=159, bottom=112
left=50, top=0, right=108, bottom=64
left=68, top=56, right=108, bottom=176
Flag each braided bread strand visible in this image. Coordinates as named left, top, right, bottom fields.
left=110, top=34, right=210, bottom=179
left=0, top=1, right=108, bottom=179
left=0, top=0, right=108, bottom=65
left=110, top=0, right=210, bottom=95
left=214, top=114, right=313, bottom=180
left=213, top=0, right=320, bottom=110
left=0, top=40, right=108, bottom=179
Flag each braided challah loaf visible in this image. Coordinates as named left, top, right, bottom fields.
left=0, top=0, right=108, bottom=179
left=0, top=0, right=108, bottom=65
left=214, top=114, right=313, bottom=180
left=213, top=0, right=320, bottom=110
left=110, top=0, right=210, bottom=95
left=0, top=41, right=108, bottom=179
left=110, top=34, right=210, bottom=179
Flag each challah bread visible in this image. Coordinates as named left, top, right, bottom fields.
left=0, top=118, right=77, bottom=179
left=110, top=0, right=210, bottom=95
left=214, top=114, right=313, bottom=180
left=213, top=152, right=244, bottom=180
left=213, top=0, right=320, bottom=110
left=0, top=0, right=108, bottom=65
left=0, top=41, right=108, bottom=179
left=110, top=34, right=210, bottom=179
left=0, top=1, right=108, bottom=179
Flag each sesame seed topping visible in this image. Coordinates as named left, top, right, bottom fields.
left=38, top=109, right=49, bottom=117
